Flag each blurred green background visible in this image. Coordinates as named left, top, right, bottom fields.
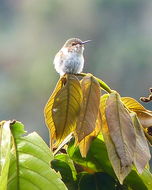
left=0, top=0, right=152, bottom=141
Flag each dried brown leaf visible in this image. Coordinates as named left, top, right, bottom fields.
left=76, top=75, right=101, bottom=142
left=78, top=111, right=102, bottom=157
left=100, top=94, right=131, bottom=184
left=106, top=92, right=136, bottom=169
left=131, top=112, right=151, bottom=173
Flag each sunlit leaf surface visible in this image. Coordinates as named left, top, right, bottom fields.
left=76, top=75, right=101, bottom=142
left=121, top=97, right=152, bottom=128
left=52, top=74, right=82, bottom=147
left=44, top=77, right=64, bottom=146
left=0, top=121, right=11, bottom=190
left=7, top=122, right=67, bottom=190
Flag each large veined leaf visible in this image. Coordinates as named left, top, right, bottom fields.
left=106, top=92, right=136, bottom=170
left=51, top=74, right=82, bottom=147
left=67, top=134, right=152, bottom=189
left=121, top=97, right=152, bottom=128
left=131, top=112, right=151, bottom=173
left=0, top=121, right=11, bottom=190
left=7, top=121, right=67, bottom=190
left=44, top=76, right=64, bottom=146
left=100, top=94, right=133, bottom=184
left=76, top=75, right=101, bottom=142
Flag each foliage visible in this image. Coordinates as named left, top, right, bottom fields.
left=0, top=121, right=67, bottom=190
left=0, top=73, right=152, bottom=189
left=44, top=73, right=152, bottom=188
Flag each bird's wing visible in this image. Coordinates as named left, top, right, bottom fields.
left=53, top=50, right=67, bottom=65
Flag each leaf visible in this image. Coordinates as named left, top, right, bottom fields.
left=51, top=154, right=77, bottom=190
left=67, top=136, right=152, bottom=189
left=67, top=137, right=115, bottom=177
left=100, top=93, right=133, bottom=184
left=76, top=75, right=101, bottom=142
left=0, top=121, right=12, bottom=190
left=51, top=160, right=74, bottom=183
left=51, top=74, right=82, bottom=147
left=124, top=170, right=148, bottom=190
left=135, top=111, right=152, bottom=128
left=44, top=76, right=64, bottom=146
left=125, top=168, right=152, bottom=190
left=121, top=97, right=152, bottom=128
left=78, top=172, right=118, bottom=190
left=106, top=92, right=136, bottom=169
left=121, top=97, right=147, bottom=111
left=131, top=112, right=151, bottom=173
left=8, top=122, right=67, bottom=190
left=54, top=154, right=77, bottom=181
left=139, top=168, right=152, bottom=190
left=78, top=108, right=102, bottom=157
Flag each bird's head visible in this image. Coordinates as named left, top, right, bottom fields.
left=63, top=38, right=91, bottom=54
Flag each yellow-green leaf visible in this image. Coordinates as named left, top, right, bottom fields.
left=121, top=97, right=146, bottom=111
left=44, top=76, right=64, bottom=147
left=76, top=75, right=101, bottom=143
left=52, top=74, right=82, bottom=147
left=0, top=121, right=11, bottom=190
left=121, top=97, right=152, bottom=128
left=100, top=94, right=132, bottom=184
left=106, top=92, right=136, bottom=169
left=131, top=112, right=151, bottom=173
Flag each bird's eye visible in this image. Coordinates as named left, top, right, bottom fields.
left=72, top=42, right=76, bottom=46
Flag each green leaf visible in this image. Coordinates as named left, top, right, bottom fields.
left=139, top=168, right=152, bottom=190
left=0, top=121, right=12, bottom=190
left=67, top=137, right=115, bottom=177
left=67, top=135, right=152, bottom=189
left=78, top=172, right=118, bottom=190
left=8, top=122, right=67, bottom=190
left=76, top=74, right=101, bottom=143
left=51, top=158, right=77, bottom=190
left=124, top=169, right=152, bottom=190
left=51, top=159, right=74, bottom=182
left=54, top=154, right=77, bottom=181
left=52, top=74, right=82, bottom=147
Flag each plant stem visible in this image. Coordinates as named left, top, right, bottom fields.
left=75, top=73, right=112, bottom=93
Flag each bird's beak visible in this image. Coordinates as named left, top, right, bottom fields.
left=81, top=40, right=91, bottom=44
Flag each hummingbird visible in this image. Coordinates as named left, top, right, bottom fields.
left=53, top=38, right=91, bottom=76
